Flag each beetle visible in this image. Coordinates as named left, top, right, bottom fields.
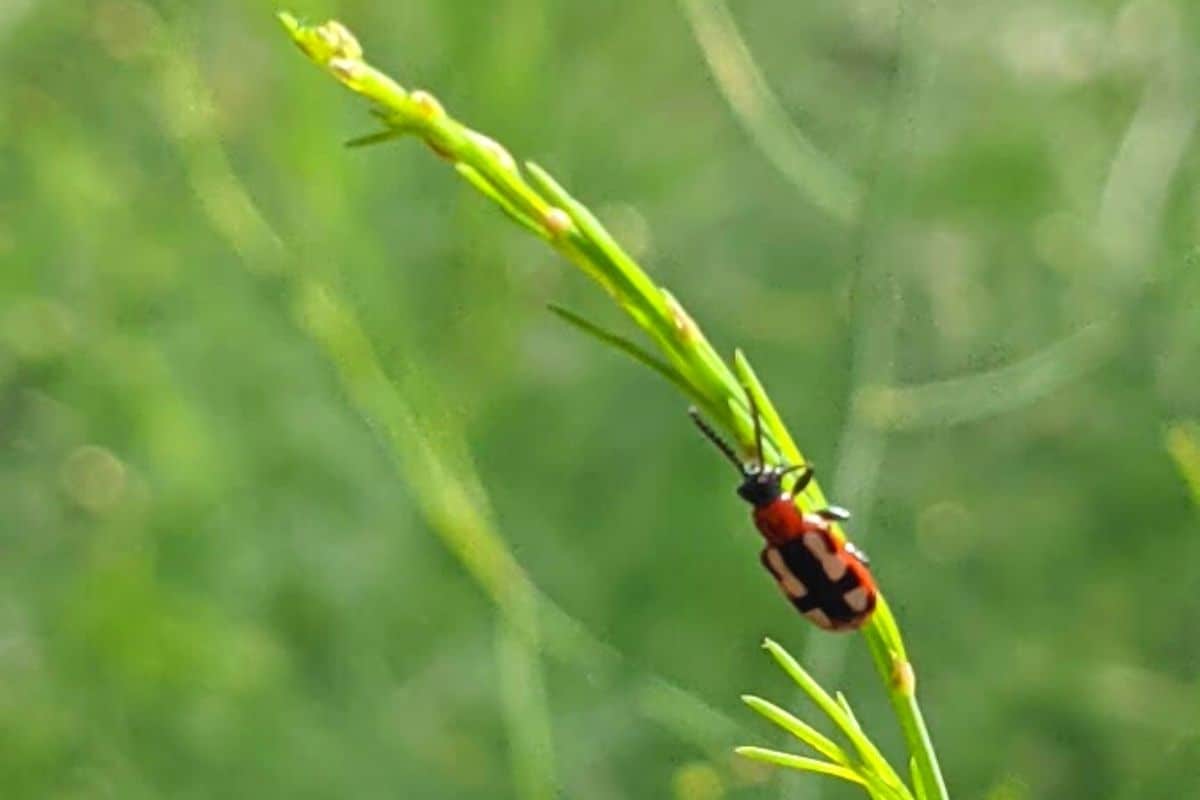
left=688, top=399, right=877, bottom=631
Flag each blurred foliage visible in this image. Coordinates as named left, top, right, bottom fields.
left=1, top=1, right=1199, bottom=799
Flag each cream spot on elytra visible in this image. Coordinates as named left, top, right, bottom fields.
left=765, top=548, right=808, bottom=598
left=803, top=533, right=846, bottom=581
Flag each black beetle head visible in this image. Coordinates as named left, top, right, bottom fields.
left=736, top=466, right=784, bottom=507
left=689, top=400, right=806, bottom=509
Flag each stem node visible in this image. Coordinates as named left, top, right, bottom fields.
left=543, top=207, right=573, bottom=238
left=410, top=89, right=446, bottom=120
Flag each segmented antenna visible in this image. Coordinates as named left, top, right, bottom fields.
left=688, top=407, right=745, bottom=474
left=746, top=390, right=764, bottom=470
left=742, top=390, right=811, bottom=482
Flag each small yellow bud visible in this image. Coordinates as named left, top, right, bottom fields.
left=328, top=58, right=365, bottom=83
left=410, top=90, right=445, bottom=120
left=665, top=292, right=699, bottom=342
left=318, top=20, right=363, bottom=60
left=423, top=137, right=456, bottom=161
left=468, top=131, right=516, bottom=172
left=892, top=659, right=917, bottom=696
left=543, top=207, right=573, bottom=237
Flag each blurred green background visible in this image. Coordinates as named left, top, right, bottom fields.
left=3, top=0, right=1199, bottom=797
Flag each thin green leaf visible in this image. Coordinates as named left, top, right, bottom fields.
left=836, top=691, right=863, bottom=733
left=865, top=595, right=908, bottom=662
left=676, top=0, right=861, bottom=224
left=524, top=166, right=730, bottom=404
left=867, top=320, right=1112, bottom=431
left=455, top=163, right=548, bottom=238
left=888, top=684, right=946, bottom=800
left=547, top=305, right=697, bottom=400
left=524, top=162, right=668, bottom=320
left=762, top=638, right=849, bottom=726
left=1166, top=421, right=1200, bottom=507
left=656, top=287, right=745, bottom=405
left=910, top=756, right=930, bottom=800
left=345, top=128, right=404, bottom=148
left=741, top=694, right=849, bottom=765
left=495, top=622, right=556, bottom=800
left=860, top=769, right=916, bottom=800
left=762, top=639, right=906, bottom=789
left=734, top=747, right=867, bottom=788
left=831, top=691, right=917, bottom=800
left=732, top=349, right=829, bottom=509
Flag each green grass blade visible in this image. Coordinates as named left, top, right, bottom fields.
left=910, top=757, right=930, bottom=800
left=762, top=639, right=908, bottom=791
left=547, top=305, right=697, bottom=398
left=837, top=691, right=863, bottom=732
left=456, top=163, right=548, bottom=237
left=495, top=622, right=557, bottom=800
left=741, top=694, right=850, bottom=765
left=1166, top=422, right=1200, bottom=507
left=656, top=287, right=745, bottom=406
left=345, top=128, right=404, bottom=148
left=676, top=0, right=861, bottom=224
left=734, top=747, right=867, bottom=788
left=525, top=162, right=669, bottom=320
left=732, top=349, right=828, bottom=508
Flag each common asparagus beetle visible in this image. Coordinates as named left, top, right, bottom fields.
left=689, top=399, right=877, bottom=631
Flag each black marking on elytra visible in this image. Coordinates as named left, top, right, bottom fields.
left=764, top=537, right=865, bottom=624
left=759, top=549, right=816, bottom=613
left=790, top=592, right=821, bottom=614
left=834, top=572, right=860, bottom=592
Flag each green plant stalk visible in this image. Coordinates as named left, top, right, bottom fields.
left=1166, top=422, right=1200, bottom=507
left=755, top=639, right=912, bottom=799
left=736, top=747, right=868, bottom=787
left=278, top=14, right=947, bottom=800
left=148, top=6, right=759, bottom=778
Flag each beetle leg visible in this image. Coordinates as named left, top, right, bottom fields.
left=788, top=465, right=815, bottom=495
left=844, top=541, right=870, bottom=565
left=817, top=505, right=852, bottom=522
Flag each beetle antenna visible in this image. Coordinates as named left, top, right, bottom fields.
left=688, top=408, right=745, bottom=474
left=746, top=390, right=764, bottom=470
